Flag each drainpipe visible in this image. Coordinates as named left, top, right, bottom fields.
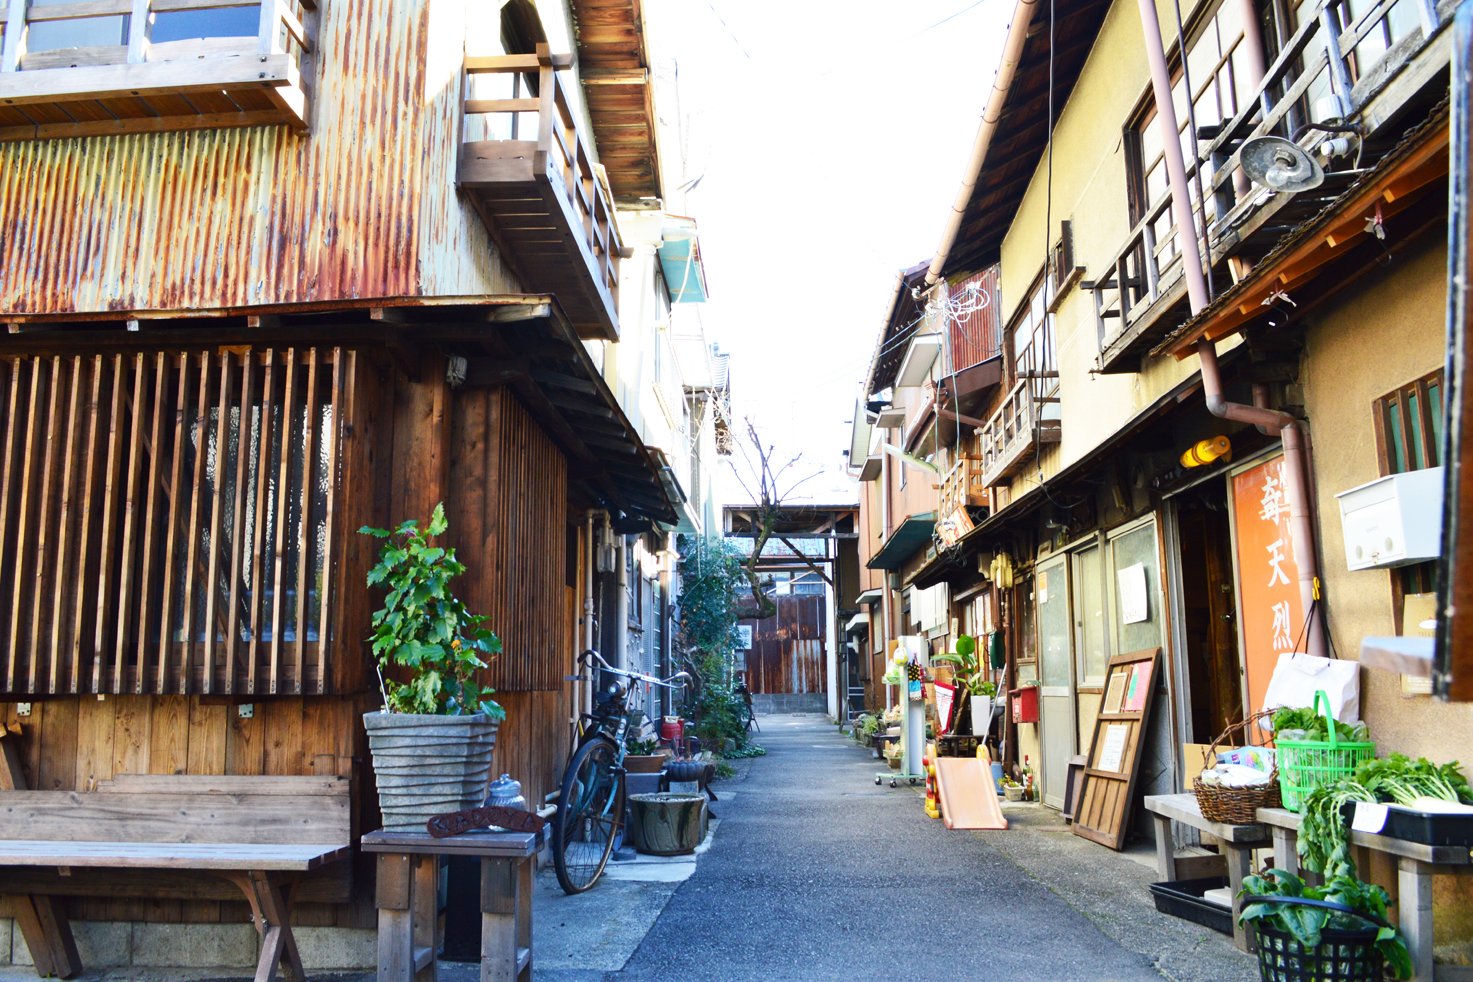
left=1138, top=0, right=1328, bottom=662
left=583, top=510, right=599, bottom=719
left=616, top=534, right=630, bottom=671
left=925, top=0, right=1040, bottom=287
left=879, top=448, right=895, bottom=711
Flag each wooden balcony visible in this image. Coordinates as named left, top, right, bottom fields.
left=0, top=1, right=314, bottom=142
left=976, top=379, right=1061, bottom=488
left=939, top=456, right=991, bottom=518
left=459, top=46, right=623, bottom=342
left=1090, top=0, right=1459, bottom=373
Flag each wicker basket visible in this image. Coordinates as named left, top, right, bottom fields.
left=1193, top=711, right=1283, bottom=824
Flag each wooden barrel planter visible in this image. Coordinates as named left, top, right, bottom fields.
left=628, top=792, right=707, bottom=855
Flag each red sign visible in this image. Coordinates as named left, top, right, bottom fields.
left=1231, top=454, right=1304, bottom=718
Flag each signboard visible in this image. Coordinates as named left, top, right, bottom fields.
left=736, top=625, right=753, bottom=650
left=1231, top=454, right=1304, bottom=718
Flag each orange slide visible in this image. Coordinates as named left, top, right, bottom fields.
left=934, top=756, right=1009, bottom=830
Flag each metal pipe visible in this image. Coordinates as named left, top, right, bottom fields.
left=925, top=0, right=1040, bottom=287
left=1137, top=0, right=1212, bottom=314
left=583, top=510, right=598, bottom=720
left=616, top=534, right=630, bottom=671
left=879, top=448, right=894, bottom=711
left=1199, top=339, right=1327, bottom=660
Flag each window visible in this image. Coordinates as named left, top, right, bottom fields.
left=0, top=346, right=354, bottom=697
left=1008, top=272, right=1058, bottom=401
left=0, top=1, right=312, bottom=137
left=1375, top=369, right=1444, bottom=633
left=1126, top=1, right=1261, bottom=267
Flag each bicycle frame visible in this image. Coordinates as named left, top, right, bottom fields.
left=567, top=649, right=689, bottom=765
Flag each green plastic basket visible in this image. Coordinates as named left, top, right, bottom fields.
left=1275, top=690, right=1375, bottom=812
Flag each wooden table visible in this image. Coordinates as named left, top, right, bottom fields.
left=1143, top=793, right=1272, bottom=952
left=1257, top=806, right=1473, bottom=981
left=360, top=828, right=544, bottom=982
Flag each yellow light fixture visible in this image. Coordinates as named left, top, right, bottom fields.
left=1181, top=436, right=1232, bottom=468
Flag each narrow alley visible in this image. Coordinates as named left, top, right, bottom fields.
left=532, top=714, right=1258, bottom=982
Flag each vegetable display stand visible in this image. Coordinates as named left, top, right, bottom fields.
left=874, top=697, right=925, bottom=789
left=1277, top=692, right=1375, bottom=812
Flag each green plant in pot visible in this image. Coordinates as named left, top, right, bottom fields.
left=1238, top=868, right=1412, bottom=980
left=624, top=735, right=666, bottom=774
left=360, top=503, right=506, bottom=832
left=933, top=634, right=997, bottom=736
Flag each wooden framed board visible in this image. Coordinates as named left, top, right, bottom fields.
left=1071, top=648, right=1161, bottom=850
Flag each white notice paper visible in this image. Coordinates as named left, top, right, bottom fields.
left=1351, top=801, right=1390, bottom=834
left=1098, top=723, right=1130, bottom=773
left=1118, top=563, right=1149, bottom=624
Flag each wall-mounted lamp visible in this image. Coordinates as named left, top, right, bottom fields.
left=1181, top=436, right=1232, bottom=469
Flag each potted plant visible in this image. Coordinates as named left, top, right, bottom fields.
left=624, top=736, right=667, bottom=774
left=1002, top=776, right=1025, bottom=802
left=359, top=504, right=506, bottom=832
left=934, top=634, right=998, bottom=735
left=1238, top=868, right=1412, bottom=980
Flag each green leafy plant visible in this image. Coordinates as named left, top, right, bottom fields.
left=722, top=743, right=766, bottom=760
left=625, top=736, right=660, bottom=756
left=359, top=504, right=504, bottom=720
left=934, top=634, right=996, bottom=697
left=1271, top=705, right=1368, bottom=742
left=1238, top=868, right=1412, bottom=979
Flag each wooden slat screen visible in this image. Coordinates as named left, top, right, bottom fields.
left=0, top=346, right=354, bottom=697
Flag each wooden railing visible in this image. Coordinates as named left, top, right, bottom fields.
left=462, top=45, right=622, bottom=327
left=939, top=455, right=991, bottom=519
left=1091, top=0, right=1452, bottom=362
left=976, top=378, right=1061, bottom=488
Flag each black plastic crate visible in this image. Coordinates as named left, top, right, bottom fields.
left=1149, top=877, right=1234, bottom=936
left=1341, top=802, right=1473, bottom=846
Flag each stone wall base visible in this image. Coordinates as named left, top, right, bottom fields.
left=0, top=918, right=374, bottom=972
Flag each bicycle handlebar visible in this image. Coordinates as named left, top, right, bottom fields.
left=579, top=649, right=690, bottom=689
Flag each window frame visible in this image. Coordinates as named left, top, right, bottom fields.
left=1373, top=368, right=1444, bottom=635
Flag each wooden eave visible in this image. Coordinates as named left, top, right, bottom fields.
left=1154, top=116, right=1451, bottom=361
left=0, top=295, right=678, bottom=527
left=571, top=0, right=663, bottom=202
left=938, top=0, right=1112, bottom=278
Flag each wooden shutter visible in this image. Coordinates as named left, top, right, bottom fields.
left=0, top=346, right=355, bottom=697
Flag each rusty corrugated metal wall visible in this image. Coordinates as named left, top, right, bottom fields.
left=948, top=265, right=1001, bottom=372
left=0, top=0, right=517, bottom=314
left=740, top=594, right=827, bottom=696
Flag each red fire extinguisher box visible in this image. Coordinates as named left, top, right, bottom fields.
left=1010, top=686, right=1040, bottom=724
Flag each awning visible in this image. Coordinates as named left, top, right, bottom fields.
left=658, top=218, right=709, bottom=304
left=845, top=613, right=869, bottom=634
left=867, top=513, right=936, bottom=570
left=856, top=588, right=882, bottom=606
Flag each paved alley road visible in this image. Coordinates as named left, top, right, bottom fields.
left=537, top=713, right=1259, bottom=982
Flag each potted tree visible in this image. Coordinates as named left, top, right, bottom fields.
left=934, top=634, right=997, bottom=736
left=360, top=504, right=506, bottom=832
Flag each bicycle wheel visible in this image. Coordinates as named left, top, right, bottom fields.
left=553, top=737, right=624, bottom=894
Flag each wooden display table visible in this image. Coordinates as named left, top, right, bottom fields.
left=1143, top=793, right=1271, bottom=952
left=1256, top=806, right=1473, bottom=981
left=361, top=828, right=545, bottom=982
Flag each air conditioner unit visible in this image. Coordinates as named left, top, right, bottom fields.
left=1335, top=467, right=1444, bottom=570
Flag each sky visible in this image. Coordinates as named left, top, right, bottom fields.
left=644, top=0, right=1011, bottom=507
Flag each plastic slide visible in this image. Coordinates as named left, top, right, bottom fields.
left=934, top=757, right=1009, bottom=830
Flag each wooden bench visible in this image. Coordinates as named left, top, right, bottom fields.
left=0, top=751, right=351, bottom=982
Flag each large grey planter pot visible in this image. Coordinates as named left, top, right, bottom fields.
left=364, top=711, right=499, bottom=832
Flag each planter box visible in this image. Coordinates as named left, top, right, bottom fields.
left=364, top=712, right=498, bottom=832
left=624, top=754, right=667, bottom=774
left=1343, top=801, right=1473, bottom=847
left=628, top=793, right=707, bottom=855
left=1149, top=877, right=1233, bottom=936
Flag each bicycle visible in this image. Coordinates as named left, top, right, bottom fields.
left=553, top=649, right=689, bottom=894
left=735, top=678, right=760, bottom=735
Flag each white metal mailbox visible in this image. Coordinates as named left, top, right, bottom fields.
left=1334, top=466, right=1444, bottom=570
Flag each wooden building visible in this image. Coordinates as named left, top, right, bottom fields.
left=0, top=0, right=721, bottom=971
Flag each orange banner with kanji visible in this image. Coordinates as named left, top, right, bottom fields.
left=1232, top=454, right=1304, bottom=718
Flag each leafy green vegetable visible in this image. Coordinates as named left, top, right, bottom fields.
left=1238, top=869, right=1412, bottom=980
left=1271, top=705, right=1368, bottom=742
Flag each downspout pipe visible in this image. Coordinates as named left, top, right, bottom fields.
left=1136, top=0, right=1328, bottom=662
left=925, top=0, right=1039, bottom=287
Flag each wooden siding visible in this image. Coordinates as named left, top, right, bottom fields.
left=449, top=387, right=569, bottom=692
left=0, top=346, right=361, bottom=698
left=740, top=594, right=827, bottom=696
